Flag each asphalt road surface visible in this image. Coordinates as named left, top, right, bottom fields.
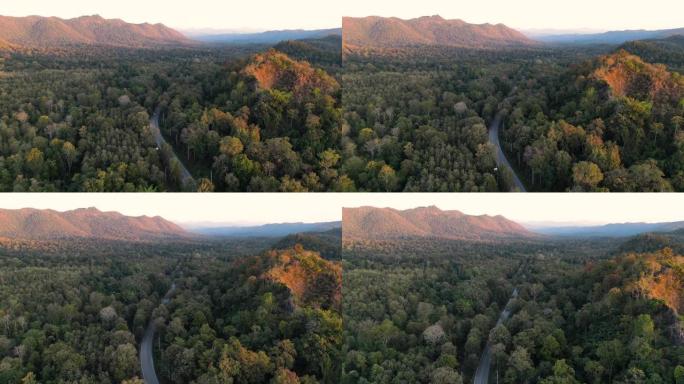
left=473, top=288, right=519, bottom=384
left=488, top=114, right=527, bottom=192
left=140, top=283, right=176, bottom=384
left=150, top=110, right=195, bottom=188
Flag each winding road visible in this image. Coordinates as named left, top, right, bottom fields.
left=140, top=283, right=177, bottom=384
left=150, top=110, right=195, bottom=189
left=488, top=114, right=526, bottom=192
left=473, top=288, right=519, bottom=384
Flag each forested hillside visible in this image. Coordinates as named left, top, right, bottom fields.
left=502, top=48, right=684, bottom=191
left=157, top=48, right=343, bottom=191
left=0, top=240, right=200, bottom=383
left=619, top=36, right=684, bottom=74
left=274, top=35, right=342, bottom=71
left=156, top=245, right=343, bottom=383
left=490, top=248, right=684, bottom=383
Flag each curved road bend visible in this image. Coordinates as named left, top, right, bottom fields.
left=150, top=110, right=195, bottom=188
left=488, top=115, right=527, bottom=192
left=473, top=288, right=519, bottom=384
left=140, top=282, right=177, bottom=384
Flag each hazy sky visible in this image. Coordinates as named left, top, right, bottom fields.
left=3, top=0, right=682, bottom=32
left=2, top=194, right=684, bottom=226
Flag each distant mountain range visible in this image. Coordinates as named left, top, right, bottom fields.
left=534, top=221, right=684, bottom=237
left=188, top=221, right=341, bottom=237
left=533, top=27, right=684, bottom=45
left=0, top=207, right=342, bottom=241
left=0, top=14, right=193, bottom=49
left=192, top=28, right=341, bottom=45
left=343, top=206, right=534, bottom=241
left=0, top=207, right=189, bottom=241
left=343, top=15, right=536, bottom=50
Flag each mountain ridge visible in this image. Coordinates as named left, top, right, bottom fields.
left=343, top=15, right=536, bottom=50
left=0, top=207, right=189, bottom=241
left=343, top=206, right=534, bottom=241
left=534, top=27, right=684, bottom=45
left=0, top=14, right=192, bottom=49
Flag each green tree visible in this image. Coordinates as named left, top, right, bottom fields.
left=508, top=346, right=533, bottom=383
left=539, top=359, right=579, bottom=384
left=110, top=343, right=139, bottom=382
left=431, top=366, right=463, bottom=384
left=572, top=161, right=603, bottom=190
left=674, top=365, right=684, bottom=384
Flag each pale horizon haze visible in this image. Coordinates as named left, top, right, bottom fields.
left=2, top=0, right=682, bottom=32
left=2, top=194, right=684, bottom=227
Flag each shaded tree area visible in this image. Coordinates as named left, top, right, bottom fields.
left=0, top=50, right=170, bottom=192
left=274, top=35, right=342, bottom=73
left=0, top=239, right=186, bottom=383
left=274, top=228, right=342, bottom=261
left=619, top=36, right=684, bottom=74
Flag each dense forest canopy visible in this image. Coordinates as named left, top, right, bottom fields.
left=342, top=25, right=684, bottom=192
left=339, top=44, right=624, bottom=192
left=0, top=36, right=342, bottom=192
left=0, top=227, right=342, bottom=384
left=342, top=232, right=684, bottom=383
left=341, top=48, right=531, bottom=192
left=3, top=24, right=684, bottom=191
